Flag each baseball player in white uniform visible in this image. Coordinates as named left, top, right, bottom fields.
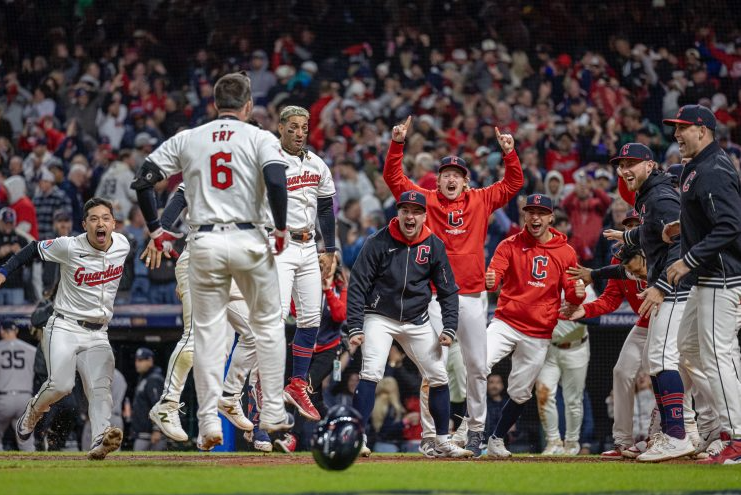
left=146, top=184, right=255, bottom=442
left=132, top=72, right=292, bottom=451
left=2, top=197, right=130, bottom=460
left=0, top=320, right=37, bottom=451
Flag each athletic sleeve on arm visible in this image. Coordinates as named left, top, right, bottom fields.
left=0, top=241, right=40, bottom=277
left=591, top=263, right=627, bottom=281
left=382, top=140, right=423, bottom=199
left=483, top=150, right=525, bottom=213
left=317, top=196, right=336, bottom=252
left=160, top=185, right=188, bottom=231
left=263, top=163, right=288, bottom=231
left=37, top=237, right=72, bottom=264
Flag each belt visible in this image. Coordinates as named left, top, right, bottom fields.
left=290, top=230, right=314, bottom=242
left=54, top=312, right=105, bottom=331
left=553, top=335, right=588, bottom=350
left=198, top=222, right=255, bottom=232
left=0, top=390, right=32, bottom=395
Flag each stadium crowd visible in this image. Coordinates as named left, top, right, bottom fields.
left=1, top=0, right=741, bottom=454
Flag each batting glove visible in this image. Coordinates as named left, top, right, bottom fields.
left=273, top=229, right=288, bottom=255
left=150, top=227, right=183, bottom=259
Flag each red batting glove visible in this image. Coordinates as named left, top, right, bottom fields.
left=273, top=229, right=288, bottom=255
left=150, top=227, right=183, bottom=259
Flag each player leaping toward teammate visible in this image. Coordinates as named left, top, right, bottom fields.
left=483, top=194, right=585, bottom=458
left=383, top=116, right=523, bottom=457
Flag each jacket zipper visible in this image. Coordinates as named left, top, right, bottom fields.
left=400, top=246, right=410, bottom=320
left=709, top=193, right=727, bottom=286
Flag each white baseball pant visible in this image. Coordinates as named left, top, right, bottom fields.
left=31, top=315, right=114, bottom=442
left=680, top=285, right=741, bottom=437
left=359, top=314, right=447, bottom=387
left=646, top=300, right=685, bottom=375
left=188, top=227, right=286, bottom=434
left=487, top=318, right=550, bottom=404
left=421, top=292, right=488, bottom=437
left=610, top=325, right=648, bottom=448
left=276, top=240, right=322, bottom=327
left=536, top=338, right=590, bottom=443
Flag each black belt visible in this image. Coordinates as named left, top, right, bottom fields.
left=198, top=222, right=255, bottom=232
left=0, top=391, right=32, bottom=395
left=290, top=231, right=314, bottom=242
left=55, top=313, right=105, bottom=331
left=553, top=335, right=588, bottom=350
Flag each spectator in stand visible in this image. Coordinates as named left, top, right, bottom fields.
left=96, top=90, right=128, bottom=150
left=545, top=132, right=581, bottom=184
left=131, top=348, right=166, bottom=451
left=124, top=206, right=150, bottom=304
left=369, top=377, right=406, bottom=453
left=3, top=175, right=38, bottom=241
left=95, top=150, right=138, bottom=219
left=32, top=167, right=71, bottom=241
left=0, top=208, right=28, bottom=304
left=412, top=152, right=438, bottom=190
left=60, top=163, right=87, bottom=233
left=544, top=170, right=567, bottom=210
left=41, top=210, right=72, bottom=295
left=65, top=87, right=103, bottom=141
left=561, top=170, right=612, bottom=264
left=484, top=373, right=509, bottom=439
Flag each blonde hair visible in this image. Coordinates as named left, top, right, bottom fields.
left=370, top=377, right=404, bottom=432
left=279, top=105, right=310, bottom=123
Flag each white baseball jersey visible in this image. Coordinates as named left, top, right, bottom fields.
left=147, top=118, right=286, bottom=227
left=266, top=150, right=335, bottom=231
left=37, top=232, right=130, bottom=323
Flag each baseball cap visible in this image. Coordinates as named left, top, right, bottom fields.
left=438, top=155, right=469, bottom=177
left=134, top=132, right=157, bottom=148
left=53, top=210, right=72, bottom=222
left=0, top=207, right=16, bottom=225
left=622, top=209, right=640, bottom=226
left=135, top=347, right=154, bottom=360
left=1, top=319, right=17, bottom=331
left=523, top=194, right=553, bottom=213
left=595, top=168, right=613, bottom=181
left=396, top=190, right=426, bottom=211
left=662, top=104, right=716, bottom=131
left=610, top=143, right=654, bottom=164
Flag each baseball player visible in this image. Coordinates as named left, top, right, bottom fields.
left=0, top=320, right=37, bottom=451
left=483, top=194, right=585, bottom=458
left=2, top=197, right=130, bottom=460
left=147, top=184, right=256, bottom=442
left=663, top=105, right=741, bottom=464
left=383, top=116, right=524, bottom=457
left=131, top=72, right=292, bottom=451
left=348, top=191, right=472, bottom=458
left=606, top=142, right=715, bottom=462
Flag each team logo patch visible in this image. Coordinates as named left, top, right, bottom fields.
left=41, top=239, right=54, bottom=249
left=531, top=256, right=548, bottom=280
left=682, top=170, right=696, bottom=192
left=622, top=145, right=629, bottom=156
left=415, top=245, right=430, bottom=265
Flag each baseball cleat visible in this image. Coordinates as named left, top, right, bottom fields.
left=637, top=433, right=694, bottom=462
left=564, top=440, right=580, bottom=456
left=451, top=418, right=468, bottom=447
left=283, top=377, right=321, bottom=421
left=197, top=430, right=224, bottom=451
left=486, top=436, right=511, bottom=458
left=600, top=447, right=627, bottom=460
left=274, top=432, right=298, bottom=453
left=434, top=439, right=474, bottom=458
left=542, top=438, right=565, bottom=455
left=218, top=393, right=254, bottom=431
left=696, top=424, right=722, bottom=455
left=149, top=401, right=188, bottom=442
left=697, top=437, right=741, bottom=465
left=360, top=433, right=371, bottom=457
left=259, top=412, right=295, bottom=434
left=623, top=440, right=648, bottom=458
left=250, top=428, right=273, bottom=453
left=418, top=438, right=435, bottom=458
left=465, top=430, right=486, bottom=458
left=16, top=400, right=43, bottom=442
left=87, top=427, right=123, bottom=460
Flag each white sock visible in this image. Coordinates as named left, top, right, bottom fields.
left=436, top=434, right=449, bottom=445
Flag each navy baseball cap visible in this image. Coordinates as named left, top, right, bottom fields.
left=622, top=209, right=640, bottom=226
left=523, top=194, right=553, bottom=213
left=0, top=319, right=17, bottom=331
left=0, top=207, right=16, bottom=225
left=135, top=347, right=154, bottom=360
left=663, top=104, right=716, bottom=131
left=438, top=155, right=469, bottom=177
left=396, top=190, right=426, bottom=211
left=610, top=143, right=654, bottom=164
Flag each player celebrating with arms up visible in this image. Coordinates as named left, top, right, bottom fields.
left=4, top=198, right=130, bottom=460
left=383, top=116, right=523, bottom=457
left=483, top=194, right=585, bottom=458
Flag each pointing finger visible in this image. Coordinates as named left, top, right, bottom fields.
left=495, top=126, right=502, bottom=139
left=404, top=115, right=412, bottom=129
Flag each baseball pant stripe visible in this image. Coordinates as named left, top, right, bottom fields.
left=711, top=290, right=735, bottom=433
left=661, top=301, right=676, bottom=371
left=611, top=325, right=647, bottom=447
left=162, top=318, right=193, bottom=402
left=31, top=315, right=56, bottom=411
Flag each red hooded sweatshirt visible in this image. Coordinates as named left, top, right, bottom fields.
left=488, top=227, right=584, bottom=339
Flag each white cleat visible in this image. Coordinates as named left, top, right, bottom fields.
left=487, top=436, right=511, bottom=458
left=149, top=401, right=188, bottom=442
left=434, top=439, right=474, bottom=458
left=197, top=430, right=224, bottom=451
left=564, top=440, right=581, bottom=456
left=218, top=393, right=254, bottom=431
left=418, top=437, right=435, bottom=458
left=88, top=427, right=123, bottom=460
left=637, top=433, right=695, bottom=462
left=542, top=438, right=565, bottom=455
left=451, top=418, right=468, bottom=447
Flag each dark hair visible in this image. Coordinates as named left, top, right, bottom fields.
left=618, top=244, right=644, bottom=264
left=214, top=72, right=252, bottom=111
left=83, top=197, right=114, bottom=219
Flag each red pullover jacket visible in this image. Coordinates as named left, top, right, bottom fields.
left=582, top=257, right=650, bottom=328
left=488, top=227, right=584, bottom=339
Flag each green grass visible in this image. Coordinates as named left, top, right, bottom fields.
left=1, top=453, right=740, bottom=495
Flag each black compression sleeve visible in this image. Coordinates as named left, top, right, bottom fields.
left=317, top=196, right=336, bottom=252
left=0, top=241, right=40, bottom=277
left=160, top=188, right=187, bottom=231
left=137, top=187, right=162, bottom=232
left=263, top=163, right=288, bottom=231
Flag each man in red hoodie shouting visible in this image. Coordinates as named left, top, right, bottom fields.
left=483, top=194, right=585, bottom=458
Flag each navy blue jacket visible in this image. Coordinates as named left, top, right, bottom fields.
left=347, top=218, right=459, bottom=339
left=679, top=141, right=741, bottom=288
left=623, top=171, right=691, bottom=300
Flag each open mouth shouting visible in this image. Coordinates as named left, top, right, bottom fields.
left=95, top=227, right=107, bottom=244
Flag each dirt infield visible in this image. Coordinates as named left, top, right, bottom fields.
left=0, top=452, right=699, bottom=465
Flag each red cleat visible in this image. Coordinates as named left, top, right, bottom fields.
left=600, top=447, right=625, bottom=460
left=283, top=377, right=321, bottom=421
left=697, top=434, right=741, bottom=465
left=274, top=432, right=297, bottom=453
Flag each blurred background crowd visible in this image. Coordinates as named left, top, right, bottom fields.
left=1, top=0, right=741, bottom=453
